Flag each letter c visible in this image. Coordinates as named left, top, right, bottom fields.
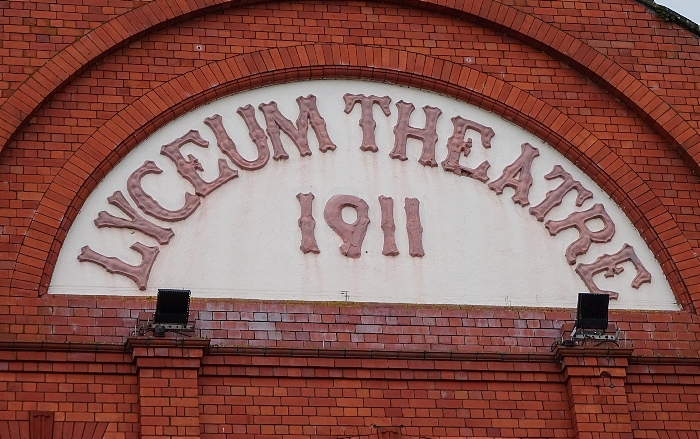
left=127, top=160, right=201, bottom=222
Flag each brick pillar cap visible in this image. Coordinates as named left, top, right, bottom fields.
left=126, top=336, right=211, bottom=353
left=554, top=345, right=633, bottom=362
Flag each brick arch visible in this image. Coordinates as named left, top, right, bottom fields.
left=0, top=0, right=698, bottom=175
left=12, top=44, right=698, bottom=312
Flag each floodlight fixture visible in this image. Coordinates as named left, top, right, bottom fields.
left=570, top=292, right=619, bottom=344
left=147, top=289, right=194, bottom=336
left=575, top=292, right=609, bottom=330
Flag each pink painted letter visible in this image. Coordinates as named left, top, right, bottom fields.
left=390, top=101, right=442, bottom=167
left=324, top=195, right=370, bottom=258
left=259, top=95, right=337, bottom=160
left=575, top=244, right=652, bottom=299
left=78, top=243, right=159, bottom=291
left=94, top=191, right=175, bottom=245
left=127, top=160, right=201, bottom=222
left=160, top=130, right=238, bottom=197
left=343, top=94, right=392, bottom=152
left=378, top=195, right=399, bottom=256
left=204, top=109, right=270, bottom=171
left=441, top=116, right=494, bottom=182
left=404, top=197, right=425, bottom=257
left=297, top=192, right=320, bottom=254
left=488, top=143, right=540, bottom=206
left=529, top=165, right=593, bottom=221
left=545, top=203, right=616, bottom=265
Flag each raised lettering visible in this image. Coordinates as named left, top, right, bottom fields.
left=343, top=94, right=392, bottom=152
left=324, top=195, right=370, bottom=258
left=297, top=95, right=337, bottom=153
left=441, top=116, right=494, bottom=182
left=127, top=160, right=200, bottom=222
left=529, top=165, right=593, bottom=221
left=390, top=101, right=442, bottom=167
left=405, top=197, right=425, bottom=257
left=545, top=203, right=616, bottom=265
left=378, top=196, right=399, bottom=256
left=78, top=243, right=159, bottom=291
left=203, top=109, right=270, bottom=171
left=575, top=244, right=652, bottom=299
left=297, top=192, right=320, bottom=254
left=259, top=95, right=337, bottom=160
left=94, top=191, right=175, bottom=245
left=488, top=143, right=540, bottom=206
left=160, top=129, right=238, bottom=197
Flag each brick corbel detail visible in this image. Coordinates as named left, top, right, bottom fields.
left=555, top=346, right=634, bottom=439
left=127, top=337, right=210, bottom=439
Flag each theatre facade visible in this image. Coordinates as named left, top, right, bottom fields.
left=1, top=0, right=700, bottom=438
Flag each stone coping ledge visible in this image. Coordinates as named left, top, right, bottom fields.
left=1, top=340, right=700, bottom=366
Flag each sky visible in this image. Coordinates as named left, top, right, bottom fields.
left=656, top=0, right=700, bottom=24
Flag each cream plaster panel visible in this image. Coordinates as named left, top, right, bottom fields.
left=48, top=80, right=680, bottom=310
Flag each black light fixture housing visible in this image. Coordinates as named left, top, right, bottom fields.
left=148, top=289, right=194, bottom=336
left=570, top=292, right=619, bottom=344
left=155, top=289, right=191, bottom=325
left=575, top=292, right=609, bottom=330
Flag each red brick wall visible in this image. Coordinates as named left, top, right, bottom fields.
left=1, top=1, right=700, bottom=438
left=627, top=365, right=700, bottom=435
left=0, top=350, right=138, bottom=438
left=198, top=356, right=571, bottom=438
left=2, top=302, right=700, bottom=438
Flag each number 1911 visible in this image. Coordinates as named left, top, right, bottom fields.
left=297, top=193, right=424, bottom=258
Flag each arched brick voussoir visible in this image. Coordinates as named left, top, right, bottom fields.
left=1, top=0, right=699, bottom=174
left=13, top=44, right=699, bottom=313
